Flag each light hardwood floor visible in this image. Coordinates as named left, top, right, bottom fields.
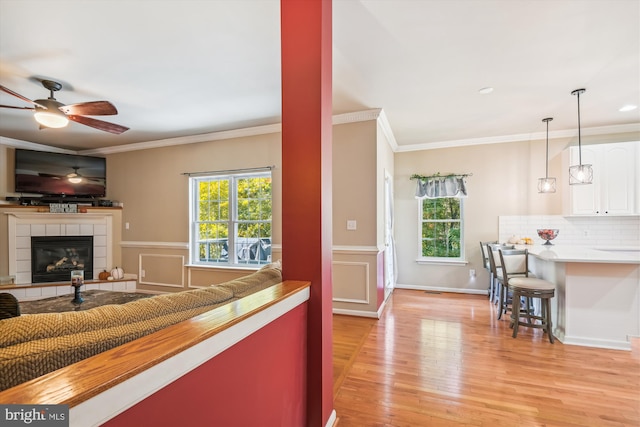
left=333, top=289, right=640, bottom=426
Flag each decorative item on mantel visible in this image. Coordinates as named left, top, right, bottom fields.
left=110, top=266, right=124, bottom=280
left=40, top=204, right=88, bottom=213
left=410, top=172, right=471, bottom=199
left=49, top=203, right=77, bottom=213
left=0, top=275, right=16, bottom=286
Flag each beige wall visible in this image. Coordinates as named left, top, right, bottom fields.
left=332, top=121, right=377, bottom=247
left=394, top=132, right=640, bottom=292
left=106, top=133, right=282, bottom=292
left=331, top=118, right=394, bottom=317
left=4, top=125, right=634, bottom=299
left=394, top=136, right=566, bottom=292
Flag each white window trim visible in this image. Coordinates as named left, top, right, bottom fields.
left=189, top=171, right=272, bottom=268
left=416, top=197, right=465, bottom=263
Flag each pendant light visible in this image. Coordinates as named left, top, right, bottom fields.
left=537, top=117, right=556, bottom=193
left=569, top=88, right=593, bottom=185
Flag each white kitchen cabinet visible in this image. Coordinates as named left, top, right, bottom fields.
left=569, top=141, right=639, bottom=216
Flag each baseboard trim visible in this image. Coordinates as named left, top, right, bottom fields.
left=332, top=308, right=380, bottom=318
left=394, top=283, right=488, bottom=295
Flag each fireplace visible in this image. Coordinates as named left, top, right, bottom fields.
left=31, top=236, right=94, bottom=283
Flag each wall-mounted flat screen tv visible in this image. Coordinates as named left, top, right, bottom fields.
left=14, top=149, right=106, bottom=197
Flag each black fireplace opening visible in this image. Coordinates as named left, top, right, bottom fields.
left=31, top=236, right=94, bottom=283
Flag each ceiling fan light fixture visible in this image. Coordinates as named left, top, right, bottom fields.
left=569, top=88, right=593, bottom=185
left=33, top=98, right=69, bottom=129
left=538, top=117, right=556, bottom=193
left=34, top=110, right=69, bottom=128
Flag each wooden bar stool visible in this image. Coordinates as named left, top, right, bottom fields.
left=508, top=277, right=555, bottom=343
left=479, top=240, right=497, bottom=299
left=495, top=247, right=530, bottom=319
left=486, top=243, right=515, bottom=306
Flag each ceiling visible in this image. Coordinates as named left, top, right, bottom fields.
left=1, top=0, right=638, bottom=153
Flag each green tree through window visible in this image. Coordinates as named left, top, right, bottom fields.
left=420, top=197, right=462, bottom=258
left=190, top=172, right=272, bottom=266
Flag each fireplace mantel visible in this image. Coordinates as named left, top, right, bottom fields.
left=6, top=212, right=114, bottom=285
left=5, top=212, right=116, bottom=220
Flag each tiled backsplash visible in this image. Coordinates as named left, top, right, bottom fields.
left=499, top=215, right=640, bottom=247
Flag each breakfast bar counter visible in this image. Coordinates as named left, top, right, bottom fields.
left=525, top=245, right=640, bottom=264
left=521, top=245, right=640, bottom=351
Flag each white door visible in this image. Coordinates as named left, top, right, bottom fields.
left=384, top=171, right=396, bottom=300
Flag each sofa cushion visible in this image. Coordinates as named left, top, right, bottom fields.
left=216, top=266, right=283, bottom=298
left=0, top=286, right=234, bottom=348
left=0, top=265, right=283, bottom=391
left=0, top=301, right=237, bottom=391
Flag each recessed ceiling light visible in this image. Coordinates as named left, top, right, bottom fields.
left=478, top=87, right=494, bottom=94
left=619, top=104, right=638, bottom=112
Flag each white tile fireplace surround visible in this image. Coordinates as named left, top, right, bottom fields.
left=6, top=212, right=113, bottom=285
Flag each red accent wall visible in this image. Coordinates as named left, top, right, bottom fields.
left=103, top=303, right=308, bottom=427
left=281, top=0, right=334, bottom=425
left=105, top=1, right=335, bottom=425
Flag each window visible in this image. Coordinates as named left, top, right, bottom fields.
left=418, top=197, right=463, bottom=261
left=190, top=172, right=272, bottom=267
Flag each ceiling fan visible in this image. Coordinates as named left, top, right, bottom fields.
left=0, top=79, right=129, bottom=134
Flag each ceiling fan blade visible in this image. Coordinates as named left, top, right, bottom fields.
left=67, top=115, right=129, bottom=134
left=59, top=101, right=118, bottom=116
left=0, top=104, right=35, bottom=110
left=0, top=85, right=45, bottom=108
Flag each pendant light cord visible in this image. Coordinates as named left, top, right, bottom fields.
left=577, top=90, right=582, bottom=165
left=543, top=117, right=552, bottom=178
left=572, top=88, right=586, bottom=166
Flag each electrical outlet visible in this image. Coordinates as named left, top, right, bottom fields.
left=347, top=220, right=357, bottom=231
left=141, top=269, right=145, bottom=278
left=583, top=230, right=589, bottom=237
left=125, top=222, right=130, bottom=230
left=469, top=269, right=476, bottom=278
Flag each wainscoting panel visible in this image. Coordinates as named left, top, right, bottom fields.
left=332, top=261, right=370, bottom=304
left=138, top=254, right=185, bottom=288
left=331, top=247, right=383, bottom=317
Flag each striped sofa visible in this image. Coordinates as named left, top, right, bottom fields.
left=0, top=263, right=282, bottom=391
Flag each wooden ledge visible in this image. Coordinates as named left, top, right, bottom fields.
left=0, top=280, right=311, bottom=407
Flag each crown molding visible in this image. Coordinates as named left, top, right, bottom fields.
left=376, top=109, right=399, bottom=152
left=81, top=123, right=283, bottom=155
left=0, top=136, right=76, bottom=154
left=396, top=122, right=640, bottom=152
left=332, top=108, right=382, bottom=124
left=3, top=115, right=635, bottom=156
left=83, top=109, right=393, bottom=155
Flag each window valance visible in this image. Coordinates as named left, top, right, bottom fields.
left=410, top=173, right=471, bottom=199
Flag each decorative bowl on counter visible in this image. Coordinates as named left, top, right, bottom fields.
left=537, top=229, right=559, bottom=245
